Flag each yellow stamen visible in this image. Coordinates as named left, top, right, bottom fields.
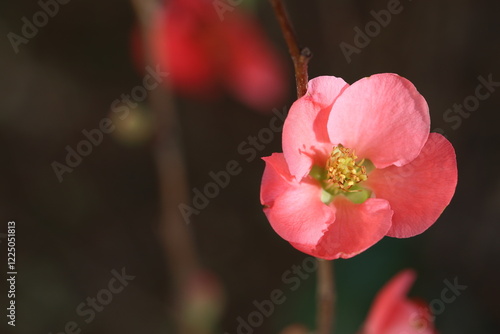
left=325, top=144, right=367, bottom=192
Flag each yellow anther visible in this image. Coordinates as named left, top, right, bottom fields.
left=325, top=144, right=368, bottom=192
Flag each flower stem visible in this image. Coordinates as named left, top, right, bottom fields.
left=131, top=1, right=201, bottom=332
left=269, top=1, right=336, bottom=332
left=269, top=0, right=311, bottom=98
left=317, top=259, right=336, bottom=334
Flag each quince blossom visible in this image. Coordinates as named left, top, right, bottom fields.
left=260, top=74, right=457, bottom=259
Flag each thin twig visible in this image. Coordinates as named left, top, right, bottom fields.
left=269, top=0, right=311, bottom=98
left=130, top=0, right=200, bottom=332
left=269, top=1, right=336, bottom=333
left=317, top=259, right=335, bottom=334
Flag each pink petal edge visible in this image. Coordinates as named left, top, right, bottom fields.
left=282, top=76, right=349, bottom=180
left=328, top=73, right=430, bottom=169
left=365, top=133, right=458, bottom=238
left=363, top=269, right=417, bottom=334
left=261, top=153, right=334, bottom=246
left=294, top=197, right=393, bottom=260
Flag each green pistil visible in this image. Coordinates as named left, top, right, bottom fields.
left=344, top=186, right=371, bottom=204
left=309, top=146, right=373, bottom=205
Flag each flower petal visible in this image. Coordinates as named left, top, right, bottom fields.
left=283, top=76, right=349, bottom=180
left=261, top=154, right=334, bottom=246
left=151, top=5, right=218, bottom=97
left=365, top=133, right=457, bottom=238
left=327, top=73, right=430, bottom=168
left=306, top=76, right=350, bottom=108
left=364, top=270, right=436, bottom=334
left=364, top=270, right=416, bottom=334
left=364, top=270, right=418, bottom=334
left=299, top=197, right=393, bottom=260
left=261, top=153, right=293, bottom=206
left=223, top=14, right=288, bottom=111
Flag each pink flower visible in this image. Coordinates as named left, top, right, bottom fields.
left=260, top=74, right=457, bottom=259
left=134, top=0, right=288, bottom=111
left=362, top=270, right=436, bottom=334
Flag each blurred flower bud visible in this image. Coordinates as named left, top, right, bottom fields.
left=280, top=324, right=310, bottom=334
left=181, top=269, right=225, bottom=334
left=109, top=105, right=153, bottom=147
left=131, top=0, right=289, bottom=112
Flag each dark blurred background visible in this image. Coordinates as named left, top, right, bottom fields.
left=1, top=0, right=499, bottom=333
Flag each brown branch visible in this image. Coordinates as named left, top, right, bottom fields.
left=130, top=0, right=200, bottom=332
left=317, top=259, right=336, bottom=334
left=269, top=0, right=312, bottom=98
left=269, top=1, right=335, bottom=333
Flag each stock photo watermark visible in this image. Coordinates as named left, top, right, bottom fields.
left=5, top=221, right=16, bottom=327
left=7, top=0, right=72, bottom=54
left=433, top=73, right=499, bottom=135
left=178, top=106, right=288, bottom=224
left=51, top=65, right=168, bottom=183
left=428, top=277, right=467, bottom=316
left=408, top=276, right=468, bottom=332
left=48, top=267, right=135, bottom=334
left=340, top=0, right=411, bottom=64
left=224, top=256, right=317, bottom=334
left=213, top=0, right=243, bottom=21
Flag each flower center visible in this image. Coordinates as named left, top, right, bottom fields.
left=325, top=144, right=367, bottom=192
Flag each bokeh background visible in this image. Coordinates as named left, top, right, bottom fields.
left=1, top=0, right=499, bottom=333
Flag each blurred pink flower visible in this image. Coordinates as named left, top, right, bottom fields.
left=260, top=74, right=457, bottom=259
left=133, top=0, right=288, bottom=111
left=362, top=270, right=436, bottom=334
